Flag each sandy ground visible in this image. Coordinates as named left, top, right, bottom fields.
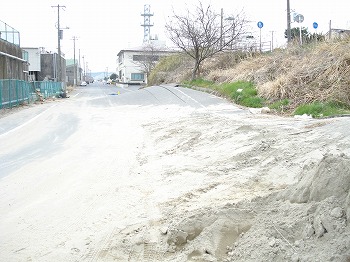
left=0, top=91, right=349, bottom=261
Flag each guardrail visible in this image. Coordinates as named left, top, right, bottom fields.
left=0, top=80, right=63, bottom=109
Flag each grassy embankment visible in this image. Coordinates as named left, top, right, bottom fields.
left=149, top=38, right=350, bottom=118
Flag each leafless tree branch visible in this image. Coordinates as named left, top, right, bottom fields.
left=165, top=1, right=248, bottom=80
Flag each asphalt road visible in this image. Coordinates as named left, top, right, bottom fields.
left=0, top=81, right=248, bottom=261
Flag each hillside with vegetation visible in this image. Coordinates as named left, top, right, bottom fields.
left=149, top=38, right=350, bottom=118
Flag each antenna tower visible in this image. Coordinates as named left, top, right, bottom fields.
left=141, top=4, right=154, bottom=42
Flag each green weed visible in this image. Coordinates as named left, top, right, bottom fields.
left=219, top=81, right=264, bottom=108
left=294, top=101, right=350, bottom=118
left=269, top=99, right=290, bottom=112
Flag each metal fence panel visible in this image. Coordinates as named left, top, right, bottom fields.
left=33, top=81, right=62, bottom=98
left=0, top=80, right=63, bottom=109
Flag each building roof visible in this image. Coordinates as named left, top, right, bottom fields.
left=117, top=47, right=178, bottom=57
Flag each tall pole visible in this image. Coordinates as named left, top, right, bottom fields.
left=270, top=31, right=274, bottom=51
left=52, top=4, right=66, bottom=84
left=72, top=36, right=78, bottom=87
left=259, top=28, right=262, bottom=52
left=57, top=5, right=61, bottom=82
left=287, top=0, right=291, bottom=43
left=78, top=49, right=81, bottom=82
left=82, top=55, right=85, bottom=81
left=220, top=8, right=223, bottom=49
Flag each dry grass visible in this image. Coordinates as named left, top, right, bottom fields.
left=206, top=38, right=350, bottom=107
left=151, top=38, right=350, bottom=110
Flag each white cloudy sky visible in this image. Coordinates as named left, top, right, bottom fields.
left=1, top=0, right=349, bottom=73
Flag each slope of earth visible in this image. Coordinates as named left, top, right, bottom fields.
left=90, top=106, right=350, bottom=261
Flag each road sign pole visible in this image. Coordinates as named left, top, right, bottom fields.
left=257, top=21, right=264, bottom=52
left=260, top=28, right=262, bottom=52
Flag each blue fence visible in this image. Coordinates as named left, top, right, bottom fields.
left=0, top=80, right=63, bottom=109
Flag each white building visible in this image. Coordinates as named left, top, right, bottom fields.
left=116, top=42, right=176, bottom=85
left=22, top=47, right=41, bottom=81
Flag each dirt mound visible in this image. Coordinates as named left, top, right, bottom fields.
left=283, top=154, right=350, bottom=204
left=225, top=154, right=350, bottom=262
left=165, top=208, right=253, bottom=261
left=160, top=154, right=350, bottom=262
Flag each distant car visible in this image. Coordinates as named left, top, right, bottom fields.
left=80, top=81, right=87, bottom=86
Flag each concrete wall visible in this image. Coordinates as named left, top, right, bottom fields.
left=39, top=53, right=66, bottom=82
left=0, top=39, right=26, bottom=80
left=66, top=64, right=82, bottom=86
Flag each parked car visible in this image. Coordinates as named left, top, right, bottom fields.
left=80, top=81, right=87, bottom=86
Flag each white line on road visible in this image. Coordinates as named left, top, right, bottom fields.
left=72, top=92, right=81, bottom=98
left=0, top=104, right=57, bottom=138
left=173, top=87, right=206, bottom=108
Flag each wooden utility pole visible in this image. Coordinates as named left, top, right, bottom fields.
left=51, top=4, right=66, bottom=84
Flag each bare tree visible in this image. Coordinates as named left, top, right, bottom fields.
left=133, top=44, right=161, bottom=80
left=165, top=2, right=247, bottom=80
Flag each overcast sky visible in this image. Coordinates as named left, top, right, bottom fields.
left=2, top=0, right=349, bottom=73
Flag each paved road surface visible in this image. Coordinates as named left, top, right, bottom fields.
left=0, top=82, right=243, bottom=261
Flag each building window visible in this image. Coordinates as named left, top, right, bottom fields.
left=133, top=55, right=159, bottom=62
left=131, top=73, right=145, bottom=80
left=118, top=53, right=123, bottom=64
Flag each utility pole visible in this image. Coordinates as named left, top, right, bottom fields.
left=52, top=4, right=66, bottom=85
left=78, top=49, right=81, bottom=82
left=71, top=36, right=78, bottom=87
left=220, top=8, right=223, bottom=49
left=287, top=0, right=291, bottom=43
left=82, top=55, right=85, bottom=81
left=270, top=31, right=275, bottom=51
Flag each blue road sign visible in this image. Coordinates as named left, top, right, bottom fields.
left=313, top=22, right=318, bottom=29
left=257, top=21, right=264, bottom=28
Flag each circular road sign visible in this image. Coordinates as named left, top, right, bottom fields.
left=313, top=22, right=318, bottom=29
left=257, top=21, right=264, bottom=28
left=295, top=14, right=304, bottom=23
